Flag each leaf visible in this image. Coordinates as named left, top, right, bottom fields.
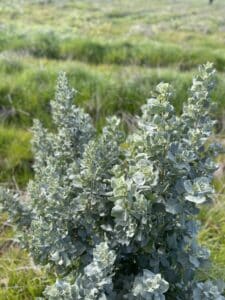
left=185, top=195, right=206, bottom=204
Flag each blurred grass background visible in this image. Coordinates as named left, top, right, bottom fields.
left=0, top=0, right=225, bottom=298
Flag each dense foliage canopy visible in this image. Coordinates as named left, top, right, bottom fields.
left=0, top=63, right=224, bottom=299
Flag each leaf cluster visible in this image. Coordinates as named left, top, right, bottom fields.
left=0, top=63, right=224, bottom=299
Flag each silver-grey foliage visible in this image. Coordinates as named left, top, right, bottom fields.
left=0, top=63, right=224, bottom=299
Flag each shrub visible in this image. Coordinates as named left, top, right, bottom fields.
left=0, top=63, right=224, bottom=299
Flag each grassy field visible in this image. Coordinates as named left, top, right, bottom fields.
left=0, top=0, right=225, bottom=298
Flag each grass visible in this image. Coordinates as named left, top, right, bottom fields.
left=0, top=214, right=54, bottom=300
left=0, top=0, right=225, bottom=297
left=1, top=31, right=225, bottom=71
left=0, top=126, right=32, bottom=186
left=197, top=150, right=225, bottom=282
left=199, top=197, right=225, bottom=282
left=2, top=57, right=225, bottom=185
left=1, top=56, right=225, bottom=128
left=198, top=181, right=225, bottom=281
left=0, top=57, right=193, bottom=128
left=0, top=0, right=225, bottom=71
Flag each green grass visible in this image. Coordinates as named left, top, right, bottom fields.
left=1, top=31, right=225, bottom=71
left=1, top=56, right=225, bottom=127
left=0, top=126, right=32, bottom=186
left=198, top=197, right=225, bottom=282
left=0, top=57, right=192, bottom=127
left=0, top=0, right=225, bottom=70
left=2, top=57, right=225, bottom=186
left=0, top=214, right=54, bottom=299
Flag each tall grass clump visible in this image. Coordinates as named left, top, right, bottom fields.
left=0, top=63, right=224, bottom=299
left=0, top=214, right=54, bottom=300
left=0, top=126, right=32, bottom=186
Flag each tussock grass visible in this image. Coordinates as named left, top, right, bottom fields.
left=1, top=31, right=225, bottom=71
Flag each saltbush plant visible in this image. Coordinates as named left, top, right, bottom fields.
left=0, top=63, right=224, bottom=299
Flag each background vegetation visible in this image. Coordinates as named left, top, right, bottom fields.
left=0, top=0, right=225, bottom=298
